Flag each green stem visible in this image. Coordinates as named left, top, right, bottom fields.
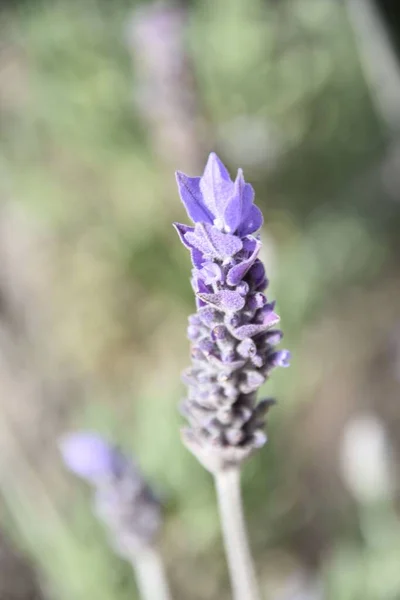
left=215, top=468, right=261, bottom=600
left=131, top=546, right=172, bottom=600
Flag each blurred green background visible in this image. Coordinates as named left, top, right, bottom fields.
left=1, top=0, right=400, bottom=598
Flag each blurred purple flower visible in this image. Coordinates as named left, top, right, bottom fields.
left=60, top=432, right=128, bottom=483
left=174, top=153, right=290, bottom=473
left=60, top=432, right=162, bottom=555
left=126, top=2, right=210, bottom=171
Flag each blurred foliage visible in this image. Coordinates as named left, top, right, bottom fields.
left=1, top=0, right=400, bottom=599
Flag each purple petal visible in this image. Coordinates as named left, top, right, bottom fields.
left=192, top=274, right=211, bottom=295
left=269, top=349, right=291, bottom=368
left=200, top=153, right=233, bottom=219
left=238, top=204, right=263, bottom=237
left=60, top=432, right=123, bottom=482
left=222, top=170, right=245, bottom=233
left=236, top=281, right=249, bottom=296
left=190, top=248, right=204, bottom=268
left=197, top=290, right=246, bottom=311
left=185, top=223, right=242, bottom=260
left=262, top=311, right=280, bottom=327
left=175, top=172, right=213, bottom=224
left=173, top=222, right=194, bottom=249
left=222, top=170, right=255, bottom=234
left=196, top=297, right=206, bottom=309
left=242, top=235, right=258, bottom=252
left=246, top=260, right=267, bottom=288
left=247, top=293, right=267, bottom=311
left=226, top=239, right=261, bottom=286
left=255, top=302, right=277, bottom=323
left=239, top=178, right=255, bottom=218
left=193, top=275, right=210, bottom=308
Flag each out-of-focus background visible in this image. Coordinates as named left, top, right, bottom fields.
left=1, top=0, right=400, bottom=598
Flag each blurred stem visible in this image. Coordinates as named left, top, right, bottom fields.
left=345, top=0, right=400, bottom=135
left=131, top=546, right=172, bottom=600
left=215, top=468, right=261, bottom=600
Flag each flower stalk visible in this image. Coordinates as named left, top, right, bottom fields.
left=131, top=545, right=172, bottom=600
left=215, top=468, right=261, bottom=600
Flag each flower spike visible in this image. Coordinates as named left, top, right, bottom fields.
left=60, top=432, right=162, bottom=555
left=174, top=152, right=290, bottom=473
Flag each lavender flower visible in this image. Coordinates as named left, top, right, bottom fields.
left=60, top=432, right=162, bottom=557
left=174, top=153, right=290, bottom=473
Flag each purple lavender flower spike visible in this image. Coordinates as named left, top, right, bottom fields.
left=174, top=152, right=290, bottom=473
left=60, top=432, right=162, bottom=556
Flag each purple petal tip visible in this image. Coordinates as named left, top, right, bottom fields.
left=60, top=432, right=116, bottom=482
left=272, top=349, right=291, bottom=368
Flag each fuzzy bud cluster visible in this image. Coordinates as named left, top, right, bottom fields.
left=174, top=153, right=290, bottom=473
left=60, top=432, right=162, bottom=557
